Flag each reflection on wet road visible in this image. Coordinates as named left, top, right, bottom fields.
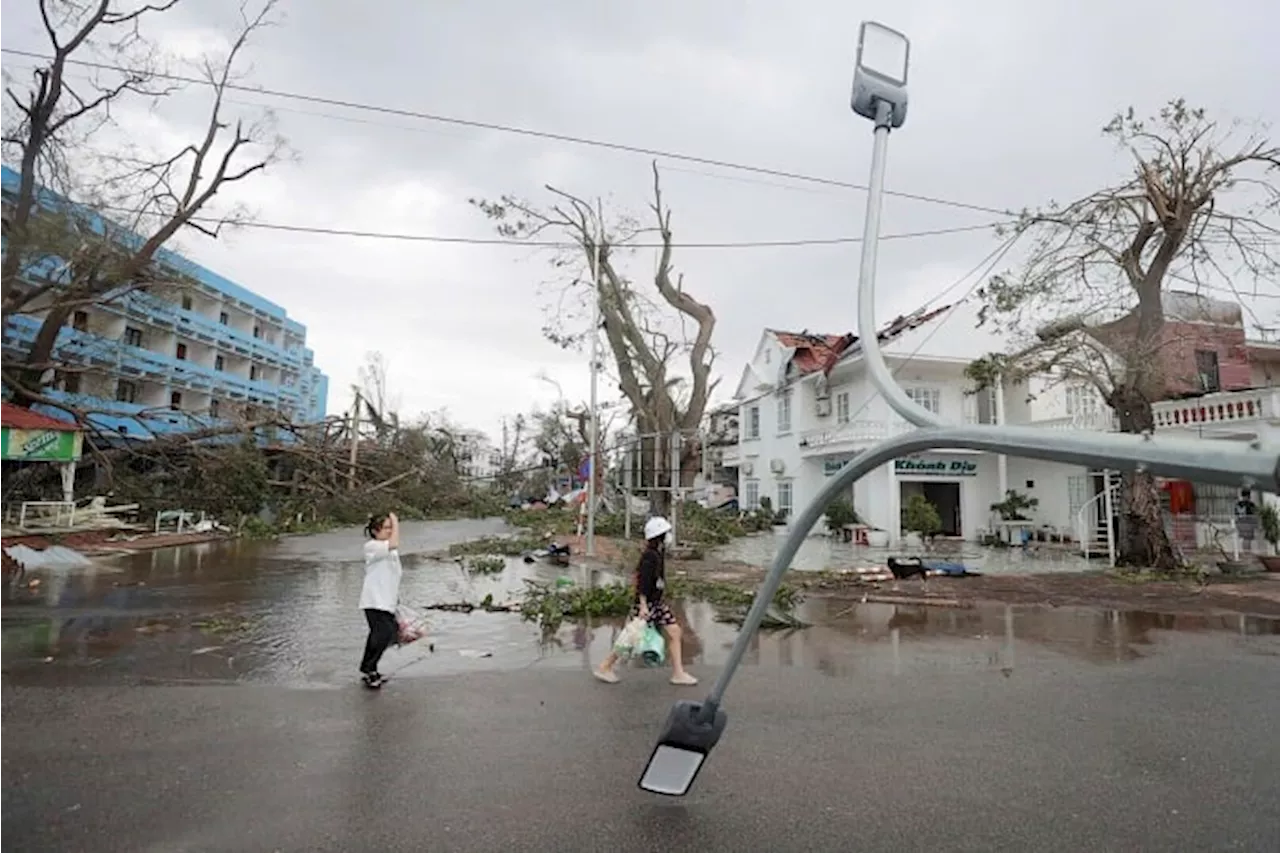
left=4, top=519, right=1278, bottom=688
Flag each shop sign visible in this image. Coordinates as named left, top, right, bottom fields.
left=894, top=457, right=978, bottom=477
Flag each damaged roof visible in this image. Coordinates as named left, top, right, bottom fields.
left=767, top=303, right=954, bottom=378
left=1, top=402, right=80, bottom=432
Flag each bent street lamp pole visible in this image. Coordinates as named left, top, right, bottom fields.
left=638, top=19, right=1280, bottom=797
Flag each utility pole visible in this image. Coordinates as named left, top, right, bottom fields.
left=670, top=428, right=682, bottom=546
left=586, top=198, right=603, bottom=557
left=347, top=389, right=361, bottom=490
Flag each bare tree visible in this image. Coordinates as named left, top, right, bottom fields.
left=471, top=162, right=718, bottom=511
left=2, top=0, right=286, bottom=408
left=357, top=350, right=402, bottom=437
left=968, top=99, right=1279, bottom=570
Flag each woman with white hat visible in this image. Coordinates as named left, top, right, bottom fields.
left=593, top=515, right=698, bottom=686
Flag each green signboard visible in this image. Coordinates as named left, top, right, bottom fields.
left=1, top=427, right=83, bottom=462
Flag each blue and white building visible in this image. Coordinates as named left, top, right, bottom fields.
left=1, top=166, right=328, bottom=439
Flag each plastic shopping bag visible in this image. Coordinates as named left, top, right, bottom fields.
left=638, top=624, right=666, bottom=667
left=613, top=616, right=647, bottom=657
left=395, top=604, right=430, bottom=646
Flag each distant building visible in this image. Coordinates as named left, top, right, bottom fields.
left=454, top=430, right=501, bottom=481
left=1, top=166, right=329, bottom=438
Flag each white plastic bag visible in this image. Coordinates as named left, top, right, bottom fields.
left=613, top=616, right=647, bottom=657
left=395, top=605, right=430, bottom=646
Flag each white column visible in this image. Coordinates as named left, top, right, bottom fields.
left=60, top=461, right=76, bottom=504
left=887, top=462, right=901, bottom=544
left=995, top=378, right=1008, bottom=500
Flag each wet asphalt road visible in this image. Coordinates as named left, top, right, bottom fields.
left=6, top=632, right=1280, bottom=852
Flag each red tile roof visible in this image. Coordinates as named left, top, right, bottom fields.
left=1, top=402, right=80, bottom=432
left=769, top=304, right=953, bottom=378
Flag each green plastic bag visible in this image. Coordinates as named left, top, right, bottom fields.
left=638, top=624, right=666, bottom=667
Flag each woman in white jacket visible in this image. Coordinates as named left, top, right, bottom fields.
left=359, top=511, right=402, bottom=689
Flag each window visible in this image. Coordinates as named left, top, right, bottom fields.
left=124, top=326, right=144, bottom=347
left=777, top=391, right=792, bottom=434
left=181, top=295, right=193, bottom=311
left=214, top=355, right=225, bottom=371
left=746, top=405, right=761, bottom=440
left=776, top=481, right=794, bottom=519
left=219, top=311, right=229, bottom=326
left=835, top=391, right=850, bottom=424
left=175, top=342, right=187, bottom=360
left=1065, top=383, right=1098, bottom=418
left=743, top=480, right=760, bottom=510
left=60, top=371, right=81, bottom=393
left=169, top=391, right=182, bottom=411
left=249, top=365, right=260, bottom=381
left=209, top=399, right=221, bottom=419
left=1195, top=350, right=1221, bottom=393
left=252, top=325, right=261, bottom=339
left=116, top=380, right=138, bottom=403
left=72, top=310, right=89, bottom=332
left=904, top=386, right=941, bottom=415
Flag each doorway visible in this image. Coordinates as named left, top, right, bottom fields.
left=900, top=480, right=962, bottom=536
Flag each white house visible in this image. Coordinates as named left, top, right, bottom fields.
left=725, top=297, right=1279, bottom=550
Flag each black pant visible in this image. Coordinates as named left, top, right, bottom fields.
left=361, top=608, right=398, bottom=674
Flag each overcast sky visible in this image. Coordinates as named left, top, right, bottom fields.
left=3, top=0, right=1278, bottom=441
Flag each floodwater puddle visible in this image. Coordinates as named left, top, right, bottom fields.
left=3, top=520, right=1277, bottom=687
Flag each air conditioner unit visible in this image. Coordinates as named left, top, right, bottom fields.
left=769, top=459, right=786, bottom=475
left=815, top=397, right=832, bottom=417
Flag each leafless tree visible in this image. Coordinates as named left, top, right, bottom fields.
left=968, top=99, right=1279, bottom=569
left=2, top=0, right=286, bottom=408
left=471, top=162, right=718, bottom=510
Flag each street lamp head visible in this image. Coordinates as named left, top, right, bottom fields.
left=638, top=700, right=728, bottom=796
left=851, top=21, right=910, bottom=129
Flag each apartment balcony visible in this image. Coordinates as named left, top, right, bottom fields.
left=114, top=292, right=303, bottom=369
left=720, top=445, right=742, bottom=467
left=5, top=315, right=285, bottom=404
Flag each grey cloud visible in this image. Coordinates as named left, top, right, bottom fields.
left=3, top=0, right=1276, bottom=437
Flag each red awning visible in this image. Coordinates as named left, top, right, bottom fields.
left=1, top=402, right=80, bottom=432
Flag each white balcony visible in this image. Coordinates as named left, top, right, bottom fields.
left=1029, top=411, right=1119, bottom=432
left=720, top=445, right=742, bottom=466
left=798, top=419, right=914, bottom=454
left=1151, top=387, right=1279, bottom=434
left=1027, top=388, right=1278, bottom=437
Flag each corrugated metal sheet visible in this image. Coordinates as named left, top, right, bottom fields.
left=768, top=304, right=953, bottom=378
left=1, top=402, right=79, bottom=432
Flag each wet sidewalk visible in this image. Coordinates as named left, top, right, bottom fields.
left=712, top=529, right=1099, bottom=574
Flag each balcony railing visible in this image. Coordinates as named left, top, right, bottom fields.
left=1027, top=388, right=1278, bottom=434
left=1152, top=388, right=1279, bottom=430
left=1029, top=411, right=1120, bottom=432
left=720, top=445, right=742, bottom=466
left=799, top=419, right=914, bottom=451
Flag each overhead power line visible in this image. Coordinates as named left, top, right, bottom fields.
left=1, top=48, right=1012, bottom=218
left=170, top=218, right=1003, bottom=248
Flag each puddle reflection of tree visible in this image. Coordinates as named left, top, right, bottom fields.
left=813, top=600, right=1275, bottom=666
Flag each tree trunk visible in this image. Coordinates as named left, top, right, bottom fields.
left=1110, top=384, right=1180, bottom=571
left=14, top=303, right=74, bottom=406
